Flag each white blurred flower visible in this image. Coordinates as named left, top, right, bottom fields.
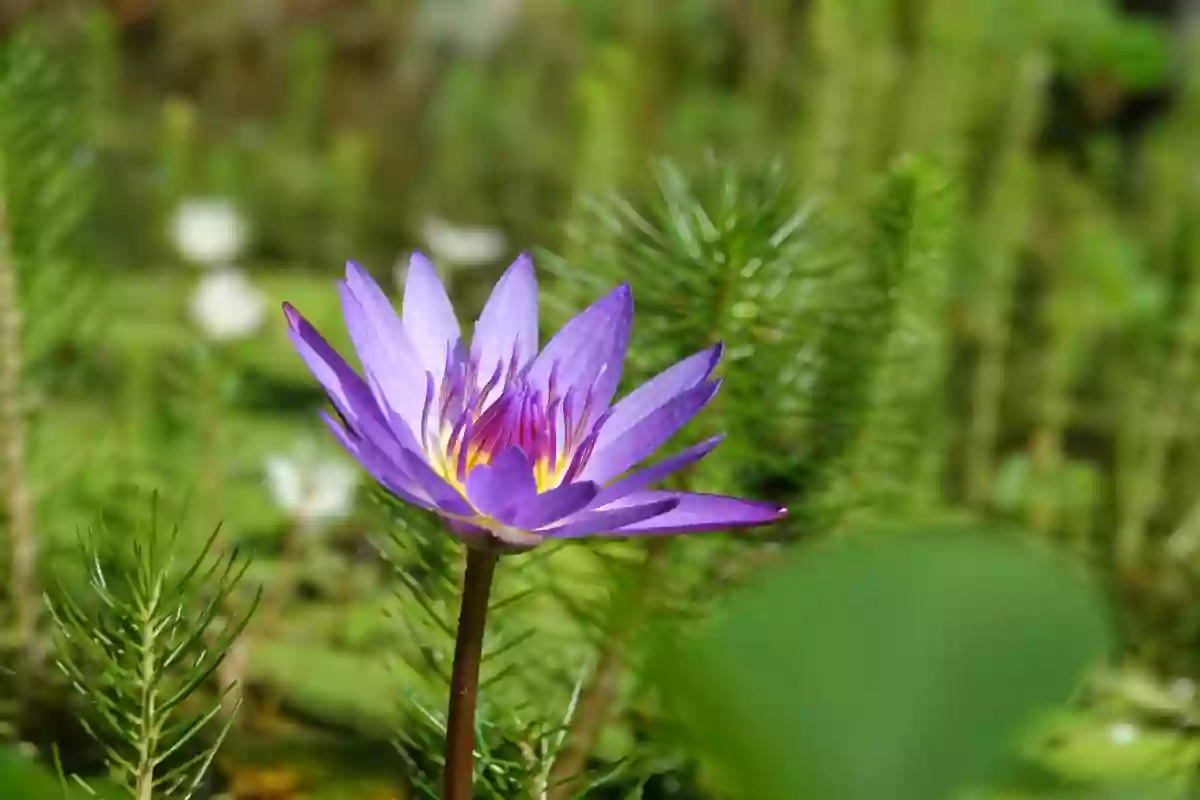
left=265, top=444, right=359, bottom=529
left=418, top=0, right=522, bottom=55
left=1108, top=721, right=1140, bottom=746
left=171, top=198, right=246, bottom=267
left=189, top=268, right=267, bottom=342
left=1170, top=677, right=1196, bottom=704
left=421, top=216, right=507, bottom=267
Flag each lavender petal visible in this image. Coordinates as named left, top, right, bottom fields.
left=338, top=262, right=427, bottom=441
left=402, top=252, right=462, bottom=376
left=580, top=380, right=720, bottom=484
left=607, top=490, right=786, bottom=534
left=527, top=283, right=632, bottom=409
left=596, top=344, right=722, bottom=451
left=512, top=481, right=599, bottom=530
left=591, top=435, right=723, bottom=508
left=540, top=497, right=679, bottom=539
left=464, top=447, right=537, bottom=524
left=395, top=447, right=475, bottom=517
left=472, top=254, right=538, bottom=378
left=282, top=302, right=385, bottom=434
left=319, top=410, right=429, bottom=509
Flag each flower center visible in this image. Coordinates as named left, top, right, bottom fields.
left=420, top=351, right=604, bottom=497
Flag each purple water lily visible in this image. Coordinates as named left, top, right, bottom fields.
left=283, top=253, right=785, bottom=550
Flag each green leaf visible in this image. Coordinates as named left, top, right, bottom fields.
left=651, top=527, right=1113, bottom=800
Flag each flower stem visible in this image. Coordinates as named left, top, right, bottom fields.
left=444, top=547, right=499, bottom=800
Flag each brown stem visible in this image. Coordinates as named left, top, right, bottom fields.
left=547, top=538, right=670, bottom=799
left=444, top=546, right=499, bottom=800
left=0, top=199, right=37, bottom=692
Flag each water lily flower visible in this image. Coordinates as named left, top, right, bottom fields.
left=190, top=267, right=267, bottom=342
left=282, top=253, right=785, bottom=550
left=171, top=198, right=246, bottom=267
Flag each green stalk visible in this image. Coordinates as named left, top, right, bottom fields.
left=443, top=547, right=500, bottom=800
left=134, top=581, right=162, bottom=800
left=1026, top=327, right=1073, bottom=535
left=962, top=46, right=1047, bottom=507
left=1117, top=280, right=1200, bottom=571
left=1115, top=7, right=1200, bottom=571
left=0, top=196, right=37, bottom=702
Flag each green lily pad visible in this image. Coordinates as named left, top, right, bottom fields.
left=652, top=528, right=1113, bottom=800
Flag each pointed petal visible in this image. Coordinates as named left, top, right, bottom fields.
left=597, top=344, right=722, bottom=451
left=606, top=490, right=786, bottom=534
left=472, top=254, right=538, bottom=377
left=395, top=447, right=474, bottom=517
left=541, top=496, right=678, bottom=539
left=514, top=481, right=599, bottom=530
left=527, top=283, right=632, bottom=409
left=591, top=435, right=723, bottom=507
left=337, top=262, right=427, bottom=440
left=464, top=447, right=537, bottom=524
left=402, top=252, right=462, bottom=375
left=282, top=302, right=384, bottom=434
left=580, top=380, right=720, bottom=484
left=319, top=410, right=430, bottom=509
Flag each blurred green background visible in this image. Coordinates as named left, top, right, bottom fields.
left=4, top=0, right=1200, bottom=797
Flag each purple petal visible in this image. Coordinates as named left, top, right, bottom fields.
left=402, top=456, right=475, bottom=517
left=591, top=435, right=723, bottom=507
left=596, top=344, right=722, bottom=451
left=606, top=490, right=786, bottom=534
left=472, top=254, right=538, bottom=378
left=338, top=262, right=427, bottom=441
left=464, top=447, right=537, bottom=523
left=527, top=283, right=632, bottom=410
left=402, top=252, right=462, bottom=376
left=513, top=481, right=599, bottom=530
left=540, top=497, right=679, bottom=539
left=319, top=410, right=429, bottom=509
left=321, top=407, right=472, bottom=517
left=580, top=380, right=721, bottom=484
left=282, top=302, right=385, bottom=434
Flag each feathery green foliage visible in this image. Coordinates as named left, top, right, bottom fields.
left=0, top=26, right=103, bottom=377
left=817, top=155, right=957, bottom=523
left=546, top=156, right=838, bottom=502
left=45, top=498, right=259, bottom=799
